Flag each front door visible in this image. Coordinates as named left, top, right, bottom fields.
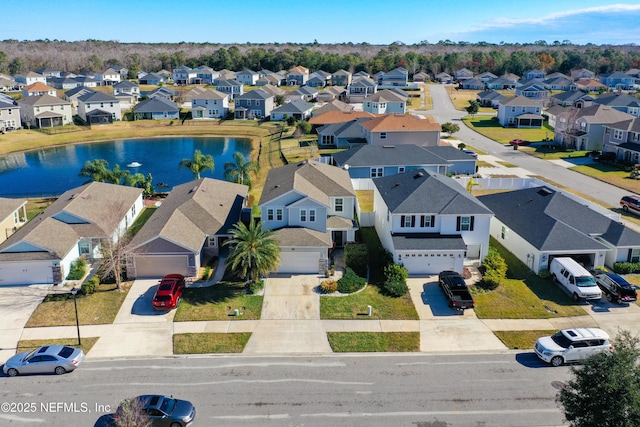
left=332, top=231, right=344, bottom=247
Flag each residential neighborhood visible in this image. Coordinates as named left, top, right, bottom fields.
left=2, top=32, right=640, bottom=426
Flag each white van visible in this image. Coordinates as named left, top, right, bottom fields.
left=549, top=257, right=602, bottom=301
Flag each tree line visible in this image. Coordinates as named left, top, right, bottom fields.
left=1, top=40, right=639, bottom=79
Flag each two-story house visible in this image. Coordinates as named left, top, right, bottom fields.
left=0, top=94, right=19, bottom=130
left=113, top=80, right=140, bottom=98
left=233, top=88, right=274, bottom=120
left=497, top=96, right=543, bottom=128
left=77, top=91, right=122, bottom=124
left=194, top=65, right=218, bottom=85
left=515, top=80, right=548, bottom=105
left=259, top=160, right=357, bottom=274
left=13, top=71, right=47, bottom=86
left=18, top=94, right=73, bottom=128
left=215, top=79, right=244, bottom=100
left=236, top=69, right=260, bottom=86
left=553, top=104, right=634, bottom=151
left=593, top=92, right=640, bottom=118
left=286, top=67, right=309, bottom=86
left=331, top=144, right=477, bottom=179
left=98, top=67, right=122, bottom=86
left=362, top=89, right=407, bottom=114
left=602, top=117, right=640, bottom=163
left=599, top=71, right=636, bottom=91
left=348, top=77, right=378, bottom=102
left=0, top=182, right=143, bottom=285
left=379, top=67, right=408, bottom=87
left=373, top=170, right=493, bottom=274
left=332, top=69, right=352, bottom=87
left=360, top=114, right=442, bottom=146
left=191, top=88, right=229, bottom=119
left=173, top=65, right=198, bottom=85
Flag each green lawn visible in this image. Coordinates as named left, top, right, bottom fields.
left=173, top=332, right=251, bottom=354
left=493, top=330, right=557, bottom=350
left=356, top=190, right=373, bottom=212
left=320, top=285, right=418, bottom=320
left=174, top=281, right=263, bottom=321
left=463, top=116, right=554, bottom=144
left=127, top=206, right=157, bottom=236
left=472, top=238, right=587, bottom=319
left=327, top=332, right=420, bottom=352
left=26, top=283, right=130, bottom=327
left=16, top=337, right=99, bottom=355
left=570, top=164, right=640, bottom=195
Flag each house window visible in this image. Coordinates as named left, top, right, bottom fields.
left=309, top=209, right=316, bottom=222
left=335, top=198, right=343, bottom=212
left=380, top=132, right=387, bottom=140
left=398, top=166, right=405, bottom=173
left=631, top=249, right=640, bottom=263
left=457, top=216, right=473, bottom=231
left=79, top=241, right=90, bottom=256
left=131, top=204, right=136, bottom=217
left=401, top=215, right=414, bottom=228
left=300, top=210, right=306, bottom=222
left=501, top=226, right=506, bottom=239
left=420, top=215, right=434, bottom=227
left=276, top=209, right=283, bottom=221
left=267, top=209, right=274, bottom=221
left=371, top=167, right=383, bottom=178
left=511, top=106, right=516, bottom=112
left=208, top=236, right=216, bottom=247
left=614, top=129, right=624, bottom=140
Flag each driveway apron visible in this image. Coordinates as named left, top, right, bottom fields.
left=243, top=275, right=332, bottom=354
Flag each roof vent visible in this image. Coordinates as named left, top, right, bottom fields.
left=537, top=187, right=553, bottom=196
left=414, top=171, right=425, bottom=179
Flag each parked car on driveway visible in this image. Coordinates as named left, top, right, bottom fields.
left=620, top=195, right=640, bottom=216
left=438, top=270, right=475, bottom=312
left=549, top=257, right=602, bottom=301
left=3, top=345, right=85, bottom=377
left=115, top=394, right=196, bottom=427
left=594, top=151, right=616, bottom=162
left=535, top=328, right=612, bottom=367
left=595, top=272, right=638, bottom=304
left=152, top=274, right=186, bottom=310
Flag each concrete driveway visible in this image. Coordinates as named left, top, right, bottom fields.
left=243, top=274, right=332, bottom=354
left=406, top=277, right=507, bottom=353
left=0, top=285, right=51, bottom=362
left=86, top=279, right=177, bottom=359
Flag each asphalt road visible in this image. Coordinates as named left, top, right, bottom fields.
left=420, top=84, right=634, bottom=208
left=1, top=353, right=570, bottom=427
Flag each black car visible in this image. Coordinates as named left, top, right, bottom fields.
left=594, top=151, right=616, bottom=162
left=595, top=273, right=638, bottom=304
left=115, top=395, right=196, bottom=427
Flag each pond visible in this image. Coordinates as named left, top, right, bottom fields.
left=0, top=136, right=253, bottom=197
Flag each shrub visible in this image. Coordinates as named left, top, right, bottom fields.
left=337, top=268, right=366, bottom=294
left=614, top=262, right=640, bottom=274
left=81, top=276, right=99, bottom=296
left=384, top=279, right=409, bottom=297
left=66, top=257, right=87, bottom=280
left=538, top=269, right=551, bottom=279
left=320, top=279, right=338, bottom=293
left=344, top=244, right=369, bottom=277
left=203, top=266, right=212, bottom=280
left=248, top=279, right=264, bottom=294
left=325, top=269, right=331, bottom=278
left=482, top=247, right=507, bottom=278
left=382, top=263, right=409, bottom=297
left=480, top=270, right=501, bottom=290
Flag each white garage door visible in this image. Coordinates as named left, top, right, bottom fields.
left=134, top=255, right=190, bottom=278
left=278, top=252, right=320, bottom=274
left=401, top=253, right=456, bottom=275
left=0, top=261, right=54, bottom=286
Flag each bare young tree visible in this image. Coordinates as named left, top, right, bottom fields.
left=556, top=107, right=581, bottom=149
left=113, top=397, right=152, bottom=427
left=98, top=201, right=134, bottom=291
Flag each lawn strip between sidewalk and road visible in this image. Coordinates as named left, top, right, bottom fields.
left=173, top=332, right=251, bottom=354
left=327, top=332, right=420, bottom=352
left=493, top=330, right=557, bottom=350
left=16, top=337, right=99, bottom=355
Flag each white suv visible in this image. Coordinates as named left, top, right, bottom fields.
left=535, top=328, right=612, bottom=367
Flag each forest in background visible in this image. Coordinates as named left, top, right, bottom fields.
left=1, top=40, right=640, bottom=78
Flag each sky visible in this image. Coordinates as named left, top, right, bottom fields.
left=3, top=0, right=640, bottom=45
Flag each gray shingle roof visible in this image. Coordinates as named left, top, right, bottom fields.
left=272, top=227, right=332, bottom=247
left=128, top=178, right=248, bottom=253
left=331, top=144, right=451, bottom=168
left=271, top=99, right=313, bottom=114
left=18, top=94, right=70, bottom=107
left=374, top=170, right=493, bottom=215
left=391, top=233, right=467, bottom=251
left=134, top=97, right=178, bottom=113
left=478, top=187, right=640, bottom=251
left=78, top=91, right=118, bottom=103
left=259, top=160, right=354, bottom=206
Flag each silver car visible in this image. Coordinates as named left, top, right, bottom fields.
left=3, top=345, right=85, bottom=377
left=115, top=395, right=196, bottom=427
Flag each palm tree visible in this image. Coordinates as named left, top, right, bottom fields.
left=224, top=151, right=259, bottom=188
left=224, top=220, right=280, bottom=284
left=178, top=149, right=214, bottom=179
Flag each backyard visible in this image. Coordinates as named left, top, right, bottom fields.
left=463, top=115, right=554, bottom=144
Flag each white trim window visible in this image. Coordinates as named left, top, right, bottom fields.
left=335, top=198, right=343, bottom=212
left=613, top=129, right=624, bottom=140
left=371, top=167, right=383, bottom=178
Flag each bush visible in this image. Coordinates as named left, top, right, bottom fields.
left=248, top=279, right=264, bottom=294
left=344, top=244, right=369, bottom=277
left=320, top=279, right=338, bottom=293
left=66, top=258, right=87, bottom=280
left=480, top=270, right=501, bottom=290
left=81, top=276, right=99, bottom=296
left=538, top=269, right=551, bottom=279
left=613, top=262, right=640, bottom=274
left=479, top=247, right=507, bottom=290
left=337, top=268, right=366, bottom=294
left=382, top=263, right=409, bottom=297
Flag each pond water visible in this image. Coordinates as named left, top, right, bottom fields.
left=0, top=136, right=253, bottom=197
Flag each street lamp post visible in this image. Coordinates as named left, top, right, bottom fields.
left=70, top=288, right=81, bottom=346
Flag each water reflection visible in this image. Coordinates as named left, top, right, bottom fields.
left=0, top=136, right=252, bottom=197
